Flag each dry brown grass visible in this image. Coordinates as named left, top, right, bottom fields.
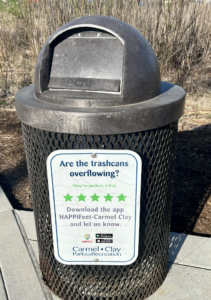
left=178, top=93, right=211, bottom=131
left=0, top=0, right=211, bottom=104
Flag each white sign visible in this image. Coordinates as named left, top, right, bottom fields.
left=47, top=150, right=141, bottom=265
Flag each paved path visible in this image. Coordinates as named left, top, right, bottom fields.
left=1, top=185, right=211, bottom=299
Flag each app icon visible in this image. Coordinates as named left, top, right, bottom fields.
left=84, top=234, right=90, bottom=240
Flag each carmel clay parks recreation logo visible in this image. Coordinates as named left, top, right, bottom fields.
left=83, top=234, right=93, bottom=243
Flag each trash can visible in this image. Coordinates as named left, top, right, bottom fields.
left=15, top=16, right=185, bottom=300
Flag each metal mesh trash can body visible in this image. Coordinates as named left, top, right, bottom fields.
left=16, top=16, right=185, bottom=300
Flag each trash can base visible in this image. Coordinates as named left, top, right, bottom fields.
left=40, top=253, right=168, bottom=300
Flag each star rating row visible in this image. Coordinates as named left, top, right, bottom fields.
left=63, top=193, right=126, bottom=202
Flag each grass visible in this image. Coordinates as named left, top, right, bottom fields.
left=0, top=100, right=7, bottom=106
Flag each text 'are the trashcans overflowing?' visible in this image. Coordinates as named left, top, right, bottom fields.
left=60, top=160, right=129, bottom=179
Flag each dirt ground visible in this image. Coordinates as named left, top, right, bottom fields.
left=0, top=97, right=211, bottom=235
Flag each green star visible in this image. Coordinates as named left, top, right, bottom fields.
left=91, top=193, right=100, bottom=202
left=117, top=193, right=126, bottom=202
left=63, top=193, right=73, bottom=202
left=104, top=193, right=113, bottom=202
left=77, top=193, right=86, bottom=202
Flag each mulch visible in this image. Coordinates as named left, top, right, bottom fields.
left=0, top=110, right=31, bottom=210
left=0, top=109, right=211, bottom=235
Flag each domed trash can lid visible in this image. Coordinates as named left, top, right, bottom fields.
left=15, top=15, right=185, bottom=134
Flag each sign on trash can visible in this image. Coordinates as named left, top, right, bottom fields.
left=47, top=150, right=141, bottom=265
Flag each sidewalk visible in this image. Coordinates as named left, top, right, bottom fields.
left=1, top=186, right=211, bottom=300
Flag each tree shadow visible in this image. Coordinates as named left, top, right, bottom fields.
left=168, top=232, right=187, bottom=264
left=167, top=232, right=188, bottom=274
left=171, top=124, right=211, bottom=235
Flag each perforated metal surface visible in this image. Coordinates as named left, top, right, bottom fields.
left=22, top=122, right=178, bottom=300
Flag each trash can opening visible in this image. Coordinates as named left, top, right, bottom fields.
left=48, top=28, right=124, bottom=94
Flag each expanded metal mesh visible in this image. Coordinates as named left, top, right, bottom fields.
left=22, top=122, right=178, bottom=300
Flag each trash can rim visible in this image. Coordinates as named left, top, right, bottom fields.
left=15, top=82, right=185, bottom=135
